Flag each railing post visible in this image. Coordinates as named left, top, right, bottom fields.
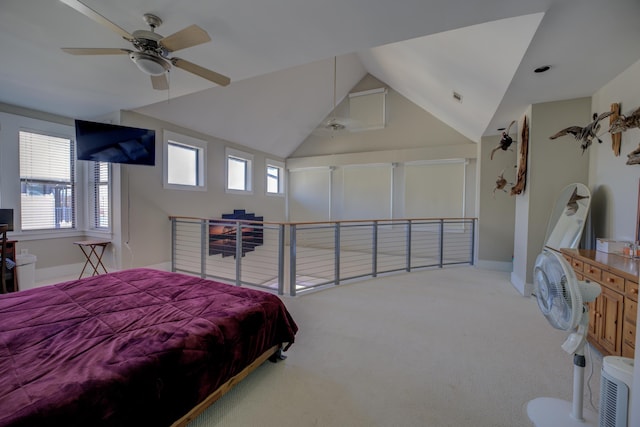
left=235, top=221, right=242, bottom=286
left=372, top=221, right=378, bottom=277
left=439, top=219, right=444, bottom=268
left=335, top=222, right=341, bottom=285
left=406, top=220, right=412, bottom=272
left=277, top=224, right=285, bottom=295
left=289, top=224, right=297, bottom=296
left=200, top=219, right=207, bottom=278
left=171, top=218, right=176, bottom=272
left=470, top=219, right=476, bottom=265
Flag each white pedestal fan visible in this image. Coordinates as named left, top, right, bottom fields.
left=527, top=249, right=601, bottom=426
left=526, top=183, right=600, bottom=426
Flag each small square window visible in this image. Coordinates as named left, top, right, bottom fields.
left=226, top=147, right=253, bottom=193
left=266, top=159, right=285, bottom=196
left=163, top=131, right=207, bottom=191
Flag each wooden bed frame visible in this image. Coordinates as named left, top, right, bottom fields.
left=171, top=345, right=281, bottom=427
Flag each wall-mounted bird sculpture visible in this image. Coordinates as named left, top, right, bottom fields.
left=549, top=111, right=612, bottom=153
left=565, top=186, right=589, bottom=216
left=627, top=143, right=640, bottom=165
left=609, top=106, right=640, bottom=133
left=493, top=169, right=513, bottom=197
left=491, top=120, right=517, bottom=160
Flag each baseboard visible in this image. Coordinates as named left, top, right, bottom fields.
left=34, top=261, right=172, bottom=286
left=475, top=260, right=513, bottom=272
left=145, top=262, right=171, bottom=271
left=510, top=271, right=533, bottom=297
left=35, top=262, right=86, bottom=285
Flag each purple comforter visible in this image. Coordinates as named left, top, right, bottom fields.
left=0, top=268, right=297, bottom=426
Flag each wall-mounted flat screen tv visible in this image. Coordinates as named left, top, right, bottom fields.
left=75, top=120, right=156, bottom=166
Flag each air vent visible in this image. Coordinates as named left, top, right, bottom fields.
left=452, top=91, right=463, bottom=103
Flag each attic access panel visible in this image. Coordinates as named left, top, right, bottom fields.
left=348, top=88, right=387, bottom=131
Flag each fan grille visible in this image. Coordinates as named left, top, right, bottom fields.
left=533, top=250, right=581, bottom=331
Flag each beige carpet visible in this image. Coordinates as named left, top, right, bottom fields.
left=189, top=266, right=603, bottom=427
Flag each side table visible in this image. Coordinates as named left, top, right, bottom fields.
left=74, top=240, right=110, bottom=279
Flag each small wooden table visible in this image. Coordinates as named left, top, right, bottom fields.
left=74, top=240, right=110, bottom=279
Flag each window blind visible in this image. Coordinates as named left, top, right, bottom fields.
left=19, top=131, right=75, bottom=230
left=91, top=162, right=109, bottom=229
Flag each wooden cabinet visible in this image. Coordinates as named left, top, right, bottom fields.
left=561, top=248, right=638, bottom=359
left=594, top=286, right=624, bottom=355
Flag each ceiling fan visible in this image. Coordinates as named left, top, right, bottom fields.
left=315, top=56, right=356, bottom=135
left=59, top=0, right=230, bottom=90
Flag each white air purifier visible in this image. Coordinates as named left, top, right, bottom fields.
left=599, top=356, right=634, bottom=427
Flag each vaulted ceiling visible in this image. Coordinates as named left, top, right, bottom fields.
left=1, top=0, right=640, bottom=158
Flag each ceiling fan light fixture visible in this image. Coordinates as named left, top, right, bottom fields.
left=129, top=51, right=170, bottom=75
left=325, top=119, right=346, bottom=131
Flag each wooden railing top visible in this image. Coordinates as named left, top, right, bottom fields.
left=169, top=216, right=477, bottom=226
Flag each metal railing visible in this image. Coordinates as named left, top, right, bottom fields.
left=170, top=217, right=476, bottom=296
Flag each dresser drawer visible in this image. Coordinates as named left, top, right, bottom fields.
left=626, top=280, right=639, bottom=301
left=602, top=271, right=625, bottom=293
left=569, top=258, right=584, bottom=272
left=583, top=263, right=602, bottom=282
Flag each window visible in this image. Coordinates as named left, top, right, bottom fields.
left=226, top=148, right=253, bottom=193
left=90, top=162, right=110, bottom=229
left=163, top=130, right=207, bottom=190
left=266, top=159, right=285, bottom=195
left=19, top=130, right=75, bottom=231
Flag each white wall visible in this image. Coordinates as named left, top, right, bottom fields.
left=590, top=58, right=640, bottom=243
left=288, top=73, right=478, bottom=224
left=510, top=98, right=591, bottom=295
left=589, top=58, right=640, bottom=427
left=291, top=74, right=475, bottom=158
left=477, top=131, right=517, bottom=271
left=115, top=110, right=287, bottom=269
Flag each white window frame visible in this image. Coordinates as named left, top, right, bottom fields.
left=163, top=130, right=207, bottom=191
left=88, top=161, right=111, bottom=231
left=265, top=159, right=285, bottom=196
left=225, top=147, right=253, bottom=194
left=19, top=129, right=77, bottom=232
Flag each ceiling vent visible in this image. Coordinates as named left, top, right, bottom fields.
left=348, top=88, right=387, bottom=131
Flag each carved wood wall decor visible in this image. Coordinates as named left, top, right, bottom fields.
left=609, top=102, right=621, bottom=156
left=510, top=115, right=528, bottom=195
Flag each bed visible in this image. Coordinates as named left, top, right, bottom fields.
left=0, top=268, right=298, bottom=427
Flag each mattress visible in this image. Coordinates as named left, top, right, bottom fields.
left=0, top=268, right=297, bottom=426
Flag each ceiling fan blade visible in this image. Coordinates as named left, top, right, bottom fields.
left=60, top=0, right=133, bottom=40
left=151, top=74, right=169, bottom=90
left=61, top=48, right=131, bottom=55
left=171, top=58, right=230, bottom=86
left=159, top=25, right=211, bottom=52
